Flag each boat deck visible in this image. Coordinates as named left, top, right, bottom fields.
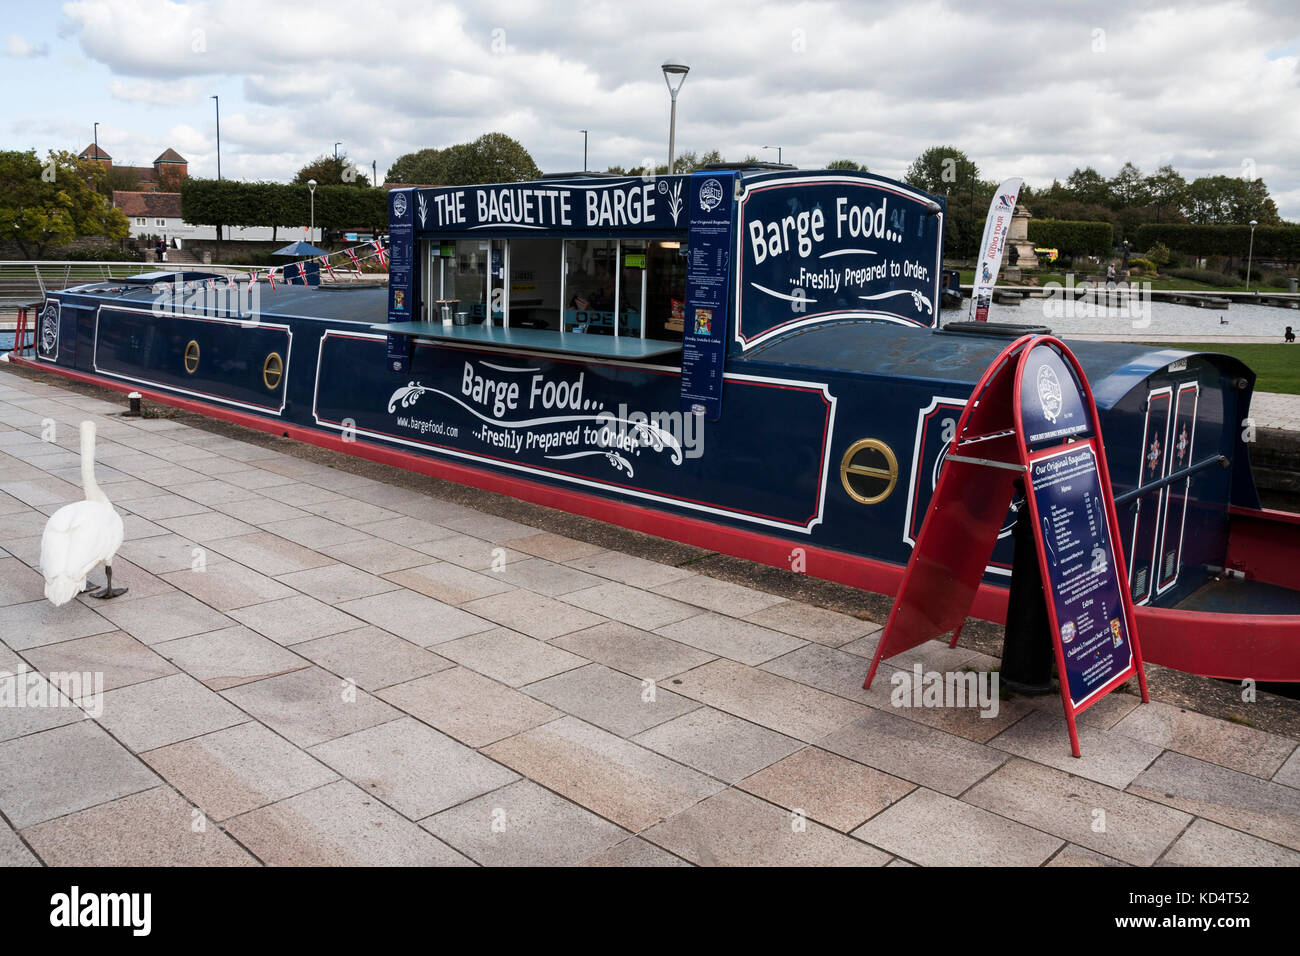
left=373, top=321, right=682, bottom=361
left=1179, top=577, right=1300, bottom=615
left=1, top=365, right=1297, bottom=866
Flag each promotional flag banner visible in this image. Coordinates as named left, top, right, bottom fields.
left=970, top=177, right=1023, bottom=322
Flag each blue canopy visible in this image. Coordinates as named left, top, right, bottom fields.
left=271, top=241, right=328, bottom=257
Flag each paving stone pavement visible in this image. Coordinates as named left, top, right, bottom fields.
left=0, top=366, right=1298, bottom=866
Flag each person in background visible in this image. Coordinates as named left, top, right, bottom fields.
left=1106, top=262, right=1116, bottom=287
left=155, top=238, right=166, bottom=263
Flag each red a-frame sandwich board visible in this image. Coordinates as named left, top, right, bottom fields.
left=865, top=334, right=1148, bottom=756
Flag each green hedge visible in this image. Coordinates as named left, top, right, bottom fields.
left=1027, top=219, right=1114, bottom=255
left=181, top=178, right=388, bottom=232
left=1134, top=223, right=1300, bottom=259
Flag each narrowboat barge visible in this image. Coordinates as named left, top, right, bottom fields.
left=9, top=167, right=1299, bottom=681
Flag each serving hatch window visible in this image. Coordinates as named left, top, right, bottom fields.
left=422, top=236, right=688, bottom=345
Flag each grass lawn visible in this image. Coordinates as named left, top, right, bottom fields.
left=1150, top=342, right=1300, bottom=395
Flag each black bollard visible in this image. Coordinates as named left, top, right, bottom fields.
left=1000, top=488, right=1055, bottom=694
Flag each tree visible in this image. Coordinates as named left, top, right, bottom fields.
left=435, top=133, right=540, bottom=186
left=1144, top=164, right=1187, bottom=223
left=826, top=159, right=867, bottom=171
left=904, top=145, right=978, bottom=194
left=1064, top=166, right=1110, bottom=206
left=156, top=165, right=186, bottom=192
left=1108, top=162, right=1149, bottom=209
left=292, top=153, right=371, bottom=187
left=386, top=148, right=443, bottom=185
left=0, top=150, right=128, bottom=258
left=1182, top=175, right=1281, bottom=225
left=102, top=165, right=141, bottom=196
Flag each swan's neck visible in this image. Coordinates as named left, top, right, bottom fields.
left=81, top=434, right=109, bottom=505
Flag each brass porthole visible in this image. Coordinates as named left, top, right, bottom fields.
left=183, top=340, right=200, bottom=374
left=840, top=438, right=898, bottom=505
left=263, top=352, right=284, bottom=390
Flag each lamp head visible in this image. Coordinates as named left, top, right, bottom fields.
left=1249, top=219, right=1258, bottom=227
left=662, top=60, right=689, bottom=94
left=307, top=178, right=317, bottom=192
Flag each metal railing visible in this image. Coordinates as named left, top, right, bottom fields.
left=0, top=259, right=382, bottom=324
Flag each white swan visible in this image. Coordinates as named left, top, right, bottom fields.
left=39, top=421, right=127, bottom=605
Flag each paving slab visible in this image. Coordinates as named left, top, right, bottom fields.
left=552, top=621, right=716, bottom=682
left=293, top=626, right=452, bottom=691
left=141, top=721, right=339, bottom=821
left=413, top=532, right=530, bottom=570
left=651, top=575, right=786, bottom=617
left=561, top=580, right=698, bottom=631
left=1112, top=701, right=1295, bottom=778
left=669, top=658, right=869, bottom=743
left=824, top=707, right=1010, bottom=800
left=738, top=746, right=916, bottom=832
left=1046, top=844, right=1129, bottom=866
left=119, top=532, right=225, bottom=575
left=1157, top=818, right=1300, bottom=867
left=1128, top=752, right=1300, bottom=850
left=631, top=704, right=804, bottom=783
left=482, top=716, right=725, bottom=832
left=422, top=778, right=627, bottom=866
left=337, top=589, right=495, bottom=645
left=319, top=537, right=433, bottom=574
left=20, top=786, right=258, bottom=866
left=276, top=563, right=402, bottom=604
left=438, top=627, right=587, bottom=687
left=0, top=721, right=160, bottom=828
left=22, top=630, right=177, bottom=691
left=853, top=787, right=1063, bottom=866
left=990, top=709, right=1164, bottom=789
left=0, top=598, right=117, bottom=651
left=153, top=625, right=310, bottom=690
left=526, top=663, right=699, bottom=738
left=93, top=591, right=232, bottom=646
left=743, top=601, right=880, bottom=647
left=655, top=612, right=807, bottom=666
left=1275, top=747, right=1300, bottom=789
left=224, top=779, right=472, bottom=866
left=220, top=666, right=402, bottom=749
left=376, top=667, right=562, bottom=748
left=0, top=669, right=87, bottom=741
left=204, top=531, right=334, bottom=576
left=486, top=557, right=604, bottom=596
left=582, top=836, right=691, bottom=866
left=502, top=531, right=606, bottom=562
left=381, top=561, right=514, bottom=604
left=355, top=515, right=459, bottom=547
left=228, top=593, right=365, bottom=645
left=643, top=788, right=890, bottom=866
left=0, top=820, right=39, bottom=866
left=963, top=758, right=1191, bottom=866
left=461, top=588, right=607, bottom=640
left=565, top=550, right=694, bottom=589
left=98, top=673, right=250, bottom=751
left=160, top=561, right=296, bottom=610
left=0, top=555, right=44, bottom=606
left=259, top=515, right=372, bottom=550
left=309, top=717, right=518, bottom=819
left=157, top=511, right=259, bottom=543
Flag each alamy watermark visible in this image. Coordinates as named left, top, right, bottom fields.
left=1, top=668, right=104, bottom=718
left=890, top=664, right=1000, bottom=718
left=1039, top=275, right=1154, bottom=328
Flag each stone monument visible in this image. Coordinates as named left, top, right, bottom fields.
left=1006, top=205, right=1037, bottom=272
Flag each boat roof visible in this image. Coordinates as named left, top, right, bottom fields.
left=57, top=278, right=388, bottom=325
left=734, top=319, right=1204, bottom=408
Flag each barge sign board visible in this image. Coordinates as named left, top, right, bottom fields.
left=679, top=172, right=735, bottom=419
left=866, top=334, right=1148, bottom=757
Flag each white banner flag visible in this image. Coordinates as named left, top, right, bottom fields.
left=970, top=177, right=1023, bottom=322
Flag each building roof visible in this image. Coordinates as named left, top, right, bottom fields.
left=79, top=144, right=112, bottom=160
left=113, top=191, right=182, bottom=218
left=153, top=148, right=187, bottom=165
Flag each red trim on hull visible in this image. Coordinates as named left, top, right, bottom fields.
left=10, top=355, right=1299, bottom=681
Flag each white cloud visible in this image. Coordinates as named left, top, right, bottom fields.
left=4, top=34, right=50, bottom=57
left=19, top=0, right=1300, bottom=218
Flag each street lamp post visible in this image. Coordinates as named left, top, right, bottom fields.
left=334, top=142, right=342, bottom=162
left=93, top=122, right=99, bottom=159
left=211, top=96, right=221, bottom=179
left=762, top=145, right=782, bottom=164
left=307, top=179, right=317, bottom=243
left=661, top=61, right=689, bottom=172
left=1246, top=219, right=1259, bottom=292
left=580, top=130, right=588, bottom=171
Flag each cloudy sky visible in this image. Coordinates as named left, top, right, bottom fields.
left=2, top=0, right=1298, bottom=218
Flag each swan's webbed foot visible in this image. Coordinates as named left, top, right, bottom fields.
left=89, top=566, right=128, bottom=599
